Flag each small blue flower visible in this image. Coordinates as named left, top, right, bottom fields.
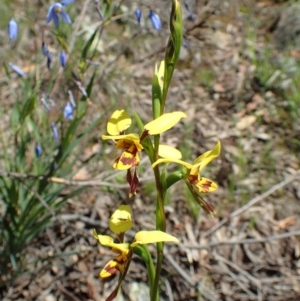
left=135, top=8, right=142, bottom=24
left=149, top=10, right=161, bottom=30
left=63, top=102, right=74, bottom=120
left=8, top=62, right=26, bottom=77
left=60, top=50, right=67, bottom=68
left=68, top=90, right=76, bottom=108
left=51, top=122, right=59, bottom=142
left=46, top=52, right=52, bottom=70
left=42, top=42, right=48, bottom=56
left=35, top=145, right=43, bottom=158
left=47, top=1, right=73, bottom=27
left=8, top=19, right=18, bottom=40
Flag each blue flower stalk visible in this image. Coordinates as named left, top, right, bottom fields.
left=47, top=0, right=74, bottom=27
left=8, top=19, right=18, bottom=40
left=149, top=10, right=162, bottom=30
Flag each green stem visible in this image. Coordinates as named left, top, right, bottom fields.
left=151, top=140, right=166, bottom=301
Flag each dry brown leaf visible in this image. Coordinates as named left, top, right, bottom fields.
left=236, top=115, right=256, bottom=130
left=276, top=215, right=297, bottom=230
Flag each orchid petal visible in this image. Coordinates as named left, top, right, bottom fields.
left=107, top=110, right=132, bottom=135
left=93, top=231, right=130, bottom=254
left=131, top=230, right=179, bottom=247
left=158, top=144, right=182, bottom=160
left=109, top=205, right=132, bottom=234
left=102, top=133, right=139, bottom=142
left=144, top=111, right=186, bottom=135
left=193, top=141, right=221, bottom=172
left=113, top=150, right=140, bottom=170
left=196, top=177, right=218, bottom=193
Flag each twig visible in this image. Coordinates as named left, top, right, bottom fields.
left=217, top=260, right=258, bottom=299
left=56, top=282, right=82, bottom=301
left=203, top=171, right=300, bottom=238
left=163, top=251, right=196, bottom=286
left=214, top=253, right=263, bottom=301
left=185, top=230, right=300, bottom=249
left=214, top=253, right=261, bottom=287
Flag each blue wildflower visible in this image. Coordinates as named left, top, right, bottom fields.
left=42, top=42, right=48, bottom=56
left=68, top=90, right=76, bottom=108
left=8, top=62, right=26, bottom=77
left=149, top=10, right=161, bottom=30
left=51, top=122, right=59, bottom=142
left=8, top=19, right=18, bottom=40
left=63, top=102, right=74, bottom=120
left=35, top=145, right=43, bottom=158
left=60, top=50, right=67, bottom=68
left=46, top=52, right=52, bottom=70
left=47, top=1, right=74, bottom=27
left=135, top=8, right=142, bottom=24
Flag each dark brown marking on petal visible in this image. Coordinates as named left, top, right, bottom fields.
left=187, top=174, right=198, bottom=184
left=105, top=265, right=117, bottom=275
left=120, top=155, right=138, bottom=167
left=200, top=179, right=213, bottom=193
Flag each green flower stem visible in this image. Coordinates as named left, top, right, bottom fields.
left=135, top=245, right=156, bottom=300
left=152, top=144, right=166, bottom=301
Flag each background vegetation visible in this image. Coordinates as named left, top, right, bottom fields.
left=1, top=0, right=300, bottom=300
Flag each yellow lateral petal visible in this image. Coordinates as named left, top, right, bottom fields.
left=102, top=133, right=140, bottom=141
left=131, top=230, right=179, bottom=247
left=144, top=112, right=187, bottom=135
left=109, top=205, right=132, bottom=234
left=107, top=110, right=132, bottom=135
left=158, top=144, right=182, bottom=159
left=113, top=151, right=140, bottom=170
left=193, top=141, right=221, bottom=172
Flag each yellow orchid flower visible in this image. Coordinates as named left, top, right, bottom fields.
left=93, top=205, right=179, bottom=279
left=102, top=110, right=186, bottom=170
left=152, top=141, right=221, bottom=214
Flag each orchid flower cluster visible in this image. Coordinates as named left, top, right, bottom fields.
left=95, top=1, right=221, bottom=300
